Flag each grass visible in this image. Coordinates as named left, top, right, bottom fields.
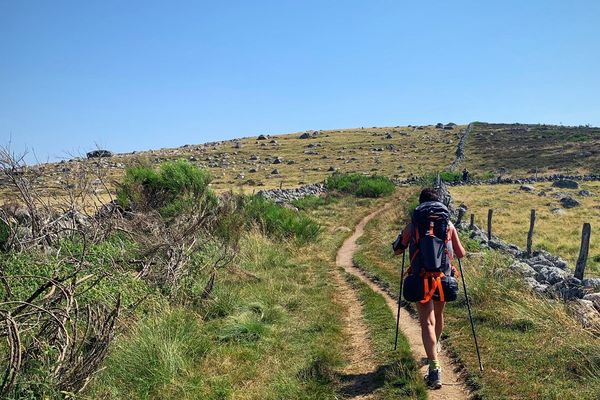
left=344, top=273, right=428, bottom=399
left=351, top=190, right=600, bottom=399
left=87, top=194, right=392, bottom=400
left=326, top=172, right=396, bottom=198
left=291, top=194, right=339, bottom=210
left=449, top=181, right=600, bottom=276
left=89, top=231, right=345, bottom=399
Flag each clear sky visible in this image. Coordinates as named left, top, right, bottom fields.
left=1, top=1, right=599, bottom=163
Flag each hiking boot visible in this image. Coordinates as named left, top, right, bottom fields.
left=426, top=368, right=442, bottom=389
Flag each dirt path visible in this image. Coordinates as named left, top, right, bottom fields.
left=335, top=205, right=470, bottom=400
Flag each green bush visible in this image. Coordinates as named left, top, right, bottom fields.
left=117, top=160, right=216, bottom=219
left=244, top=196, right=320, bottom=243
left=325, top=173, right=395, bottom=198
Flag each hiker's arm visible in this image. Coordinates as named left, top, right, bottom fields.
left=392, top=223, right=411, bottom=255
left=450, top=225, right=466, bottom=258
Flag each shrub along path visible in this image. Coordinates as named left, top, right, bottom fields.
left=336, top=205, right=469, bottom=400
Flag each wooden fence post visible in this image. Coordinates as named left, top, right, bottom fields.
left=487, top=209, right=493, bottom=241
left=469, top=214, right=475, bottom=230
left=526, top=209, right=536, bottom=256
left=574, top=223, right=591, bottom=280
left=456, top=208, right=465, bottom=226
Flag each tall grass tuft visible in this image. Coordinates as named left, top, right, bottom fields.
left=97, top=309, right=209, bottom=398
left=244, top=196, right=321, bottom=243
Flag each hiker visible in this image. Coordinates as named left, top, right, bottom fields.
left=391, top=188, right=466, bottom=389
left=462, top=168, right=469, bottom=182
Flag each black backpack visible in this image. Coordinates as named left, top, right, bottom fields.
left=411, top=201, right=451, bottom=274
left=403, top=201, right=459, bottom=303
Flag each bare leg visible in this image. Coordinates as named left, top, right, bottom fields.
left=433, top=300, right=446, bottom=342
left=416, top=300, right=437, bottom=361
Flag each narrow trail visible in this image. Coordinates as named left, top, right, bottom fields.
left=335, top=205, right=470, bottom=400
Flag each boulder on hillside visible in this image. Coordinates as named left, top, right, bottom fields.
left=257, top=134, right=268, bottom=140
left=560, top=196, right=580, bottom=209
left=579, top=189, right=592, bottom=197
left=520, top=185, right=535, bottom=192
left=552, top=179, right=579, bottom=189
left=569, top=299, right=600, bottom=329
left=86, top=149, right=113, bottom=158
left=385, top=132, right=393, bottom=139
left=299, top=132, right=311, bottom=139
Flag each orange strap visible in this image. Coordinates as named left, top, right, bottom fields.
left=419, top=272, right=445, bottom=303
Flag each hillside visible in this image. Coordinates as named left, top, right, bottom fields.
left=463, top=122, right=600, bottom=176
left=3, top=122, right=599, bottom=203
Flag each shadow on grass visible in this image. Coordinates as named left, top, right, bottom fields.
left=338, top=365, right=386, bottom=397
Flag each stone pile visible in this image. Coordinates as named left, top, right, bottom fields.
left=256, top=183, right=326, bottom=204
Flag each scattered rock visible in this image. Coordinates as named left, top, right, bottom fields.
left=549, top=277, right=585, bottom=300
left=520, top=185, right=535, bottom=192
left=333, top=226, right=352, bottom=233
left=328, top=166, right=337, bottom=172
left=569, top=299, right=600, bottom=329
left=299, top=132, right=311, bottom=139
left=583, top=278, right=600, bottom=291
left=583, top=293, right=600, bottom=311
left=86, top=150, right=113, bottom=158
left=270, top=169, right=280, bottom=175
left=578, top=189, right=592, bottom=197
left=272, top=157, right=283, bottom=164
left=560, top=196, right=580, bottom=209
left=509, top=261, right=536, bottom=278
left=524, top=277, right=548, bottom=294
left=257, top=134, right=268, bottom=140
left=385, top=133, right=393, bottom=139
left=552, top=179, right=579, bottom=189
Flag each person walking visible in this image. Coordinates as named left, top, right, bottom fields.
left=392, top=188, right=466, bottom=389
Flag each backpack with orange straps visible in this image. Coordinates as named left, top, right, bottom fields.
left=402, top=201, right=459, bottom=303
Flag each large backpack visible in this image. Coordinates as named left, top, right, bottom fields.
left=403, top=201, right=459, bottom=303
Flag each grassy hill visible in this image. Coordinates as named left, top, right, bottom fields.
left=3, top=122, right=599, bottom=204
left=463, top=122, right=600, bottom=176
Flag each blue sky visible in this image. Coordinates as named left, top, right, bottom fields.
left=1, top=1, right=599, bottom=162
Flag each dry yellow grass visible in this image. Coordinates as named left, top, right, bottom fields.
left=450, top=181, right=600, bottom=276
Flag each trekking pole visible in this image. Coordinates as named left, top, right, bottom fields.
left=393, top=251, right=406, bottom=351
left=457, top=258, right=484, bottom=372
